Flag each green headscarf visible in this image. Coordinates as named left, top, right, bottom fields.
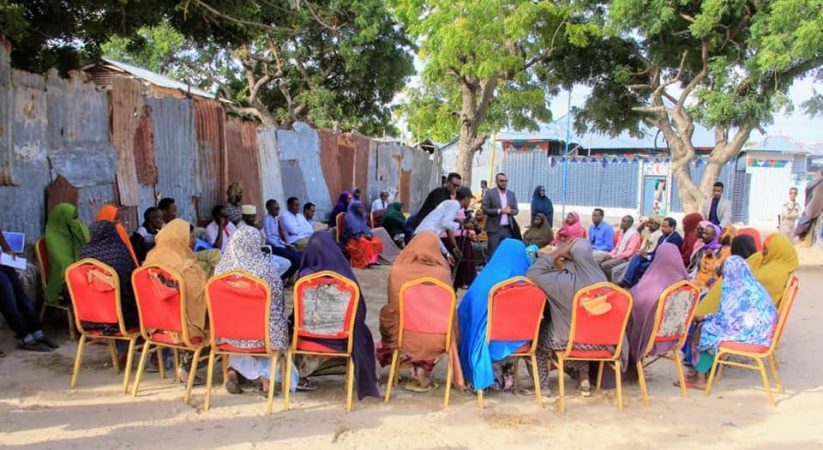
left=380, top=202, right=407, bottom=237
left=44, top=203, right=89, bottom=303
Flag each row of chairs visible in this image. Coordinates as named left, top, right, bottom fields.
left=64, top=256, right=798, bottom=414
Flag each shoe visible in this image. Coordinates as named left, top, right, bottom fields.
left=577, top=379, right=592, bottom=397
left=225, top=369, right=243, bottom=394
left=37, top=337, right=59, bottom=349
left=296, top=379, right=318, bottom=391
left=19, top=341, right=53, bottom=352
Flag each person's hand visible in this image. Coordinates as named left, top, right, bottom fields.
left=218, top=216, right=227, bottom=228
left=452, top=247, right=463, bottom=261
left=447, top=254, right=456, bottom=266
left=693, top=315, right=705, bottom=323
left=551, top=238, right=576, bottom=261
left=501, top=206, right=512, bottom=215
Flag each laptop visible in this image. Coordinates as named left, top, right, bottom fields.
left=2, top=231, right=25, bottom=253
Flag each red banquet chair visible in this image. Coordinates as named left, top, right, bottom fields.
left=286, top=271, right=361, bottom=411
left=478, top=276, right=546, bottom=408
left=204, top=271, right=287, bottom=414
left=704, top=275, right=799, bottom=406
left=384, top=277, right=457, bottom=407
left=636, top=281, right=700, bottom=405
left=36, top=237, right=76, bottom=340
left=65, top=259, right=140, bottom=392
left=335, top=212, right=346, bottom=244
left=131, top=264, right=206, bottom=403
left=554, top=282, right=633, bottom=414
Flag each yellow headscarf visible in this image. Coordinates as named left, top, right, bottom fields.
left=753, top=234, right=798, bottom=306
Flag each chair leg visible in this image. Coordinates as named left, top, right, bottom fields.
left=558, top=357, right=566, bottom=414
left=513, top=359, right=520, bottom=390
left=222, top=355, right=229, bottom=386
left=444, top=355, right=453, bottom=408
left=204, top=349, right=216, bottom=411
left=345, top=357, right=355, bottom=412
left=596, top=361, right=605, bottom=393
left=39, top=301, right=47, bottom=322
left=185, top=347, right=203, bottom=404
left=704, top=351, right=722, bottom=397
left=284, top=351, right=293, bottom=410
left=615, top=360, right=624, bottom=412
left=69, top=333, right=87, bottom=388
left=122, top=338, right=137, bottom=394
left=158, top=347, right=167, bottom=380
left=109, top=340, right=121, bottom=374
left=173, top=348, right=181, bottom=383
left=267, top=356, right=277, bottom=415
left=477, top=389, right=484, bottom=408
left=636, top=360, right=648, bottom=407
left=280, top=353, right=289, bottom=403
left=384, top=350, right=399, bottom=402
left=132, top=342, right=152, bottom=397
left=531, top=354, right=543, bottom=407
left=768, top=354, right=783, bottom=393
left=772, top=350, right=780, bottom=369
left=674, top=351, right=689, bottom=398
left=755, top=357, right=776, bottom=407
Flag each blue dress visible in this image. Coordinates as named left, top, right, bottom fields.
left=458, top=239, right=531, bottom=390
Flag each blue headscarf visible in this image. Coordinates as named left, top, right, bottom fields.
left=343, top=200, right=371, bottom=243
left=458, top=239, right=531, bottom=390
left=531, top=186, right=553, bottom=227
left=328, top=191, right=351, bottom=225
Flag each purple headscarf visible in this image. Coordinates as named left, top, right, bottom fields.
left=328, top=191, right=351, bottom=224
left=343, top=200, right=371, bottom=242
left=298, top=231, right=379, bottom=399
left=699, top=220, right=722, bottom=251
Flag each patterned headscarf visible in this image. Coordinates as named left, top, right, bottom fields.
left=699, top=220, right=722, bottom=251
left=227, top=182, right=244, bottom=204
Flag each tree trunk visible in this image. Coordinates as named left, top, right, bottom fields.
left=455, top=129, right=485, bottom=188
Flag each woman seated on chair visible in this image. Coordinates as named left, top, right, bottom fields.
left=342, top=201, right=384, bottom=269
left=458, top=239, right=531, bottom=393
left=214, top=226, right=292, bottom=396
left=688, top=222, right=730, bottom=292
left=96, top=204, right=139, bottom=265
left=754, top=234, right=798, bottom=307
left=328, top=191, right=352, bottom=226
left=695, top=234, right=762, bottom=317
left=144, top=219, right=208, bottom=342
left=682, top=256, right=777, bottom=389
left=44, top=203, right=89, bottom=306
left=296, top=231, right=380, bottom=399
left=523, top=213, right=554, bottom=249
left=527, top=239, right=620, bottom=396
left=379, top=202, right=407, bottom=242
left=377, top=231, right=465, bottom=393
left=551, top=212, right=585, bottom=245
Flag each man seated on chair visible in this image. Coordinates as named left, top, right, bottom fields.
left=263, top=199, right=303, bottom=280
left=597, top=215, right=641, bottom=279
left=280, top=197, right=315, bottom=250
left=589, top=208, right=615, bottom=257
left=618, top=217, right=683, bottom=288
left=206, top=205, right=237, bottom=253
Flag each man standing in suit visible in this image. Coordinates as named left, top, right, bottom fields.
left=702, top=181, right=732, bottom=227
left=482, top=172, right=519, bottom=257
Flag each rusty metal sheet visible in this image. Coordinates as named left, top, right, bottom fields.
left=133, top=104, right=156, bottom=185
left=77, top=183, right=116, bottom=225
left=109, top=76, right=142, bottom=206
left=401, top=146, right=436, bottom=213
left=0, top=158, right=49, bottom=242
left=277, top=123, right=331, bottom=219
left=146, top=96, right=197, bottom=222
left=319, top=129, right=343, bottom=203
left=225, top=118, right=261, bottom=211
left=368, top=142, right=403, bottom=204
left=193, top=99, right=225, bottom=222
left=0, top=39, right=12, bottom=185
left=342, top=133, right=371, bottom=198
left=258, top=126, right=286, bottom=206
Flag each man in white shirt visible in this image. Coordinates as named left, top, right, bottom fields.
left=414, top=187, right=474, bottom=262
left=280, top=197, right=315, bottom=250
left=263, top=199, right=303, bottom=279
left=371, top=191, right=390, bottom=212
left=206, top=205, right=237, bottom=253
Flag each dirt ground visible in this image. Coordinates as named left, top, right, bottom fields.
left=1, top=249, right=822, bottom=449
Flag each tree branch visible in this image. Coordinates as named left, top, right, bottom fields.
left=677, top=39, right=709, bottom=109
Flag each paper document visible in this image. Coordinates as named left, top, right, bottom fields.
left=0, top=253, right=26, bottom=270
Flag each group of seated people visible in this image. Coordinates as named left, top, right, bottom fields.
left=0, top=177, right=800, bottom=405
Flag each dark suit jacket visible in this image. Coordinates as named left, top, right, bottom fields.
left=410, top=187, right=451, bottom=228
left=482, top=189, right=519, bottom=233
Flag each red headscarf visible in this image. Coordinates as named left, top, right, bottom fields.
left=680, top=213, right=703, bottom=266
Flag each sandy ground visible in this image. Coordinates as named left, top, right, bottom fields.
left=2, top=250, right=823, bottom=449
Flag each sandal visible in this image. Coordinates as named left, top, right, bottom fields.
left=297, top=379, right=318, bottom=391
left=225, top=369, right=243, bottom=394
left=403, top=379, right=438, bottom=393
left=577, top=379, right=592, bottom=397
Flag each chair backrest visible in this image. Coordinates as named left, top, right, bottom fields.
left=206, top=270, right=272, bottom=352
left=368, top=212, right=375, bottom=229
left=132, top=264, right=188, bottom=343
left=566, top=282, right=633, bottom=357
left=292, top=270, right=360, bottom=353
left=335, top=212, right=346, bottom=243
left=769, top=275, right=799, bottom=352
left=487, top=277, right=546, bottom=345
left=643, top=280, right=699, bottom=358
left=65, top=259, right=127, bottom=335
left=35, top=238, right=50, bottom=290
left=775, top=273, right=798, bottom=310
left=398, top=277, right=456, bottom=348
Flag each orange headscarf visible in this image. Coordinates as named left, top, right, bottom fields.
left=96, top=204, right=139, bottom=265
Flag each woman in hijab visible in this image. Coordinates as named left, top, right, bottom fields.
left=531, top=186, right=554, bottom=227
left=684, top=256, right=777, bottom=388
left=378, top=231, right=464, bottom=392
left=45, top=203, right=89, bottom=304
left=680, top=213, right=703, bottom=267
left=297, top=231, right=379, bottom=400
left=627, top=244, right=688, bottom=372
left=735, top=228, right=763, bottom=252
left=328, top=191, right=352, bottom=226
left=753, top=234, right=798, bottom=306
left=458, top=239, right=531, bottom=392
left=689, top=221, right=729, bottom=292
left=523, top=213, right=554, bottom=248
left=379, top=202, right=407, bottom=239
left=96, top=204, right=139, bottom=265
left=214, top=226, right=292, bottom=395
left=342, top=201, right=383, bottom=269
left=527, top=239, right=614, bottom=395
left=695, top=234, right=762, bottom=316
left=551, top=212, right=585, bottom=245
left=144, top=219, right=208, bottom=341
left=80, top=221, right=139, bottom=329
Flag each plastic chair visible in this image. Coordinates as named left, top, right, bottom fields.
left=554, top=282, right=633, bottom=414
left=478, top=276, right=546, bottom=408
left=35, top=237, right=76, bottom=340
left=636, top=281, right=700, bottom=406
left=131, top=264, right=206, bottom=403
left=335, top=212, right=346, bottom=243
left=286, top=271, right=360, bottom=411
left=65, top=259, right=140, bottom=393
left=204, top=271, right=287, bottom=413
left=704, top=275, right=799, bottom=406
left=384, top=277, right=456, bottom=407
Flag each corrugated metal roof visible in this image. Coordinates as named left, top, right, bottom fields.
left=0, top=40, right=12, bottom=185
left=744, top=134, right=808, bottom=153
left=98, top=58, right=217, bottom=100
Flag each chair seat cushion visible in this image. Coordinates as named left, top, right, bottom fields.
left=216, top=343, right=267, bottom=353
left=151, top=332, right=202, bottom=346
left=566, top=348, right=615, bottom=359
left=296, top=339, right=343, bottom=354
left=85, top=327, right=139, bottom=337
left=719, top=341, right=769, bottom=354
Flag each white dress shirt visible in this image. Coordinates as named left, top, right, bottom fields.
left=371, top=198, right=388, bottom=212
left=414, top=199, right=461, bottom=254
left=206, top=221, right=237, bottom=253
left=280, top=210, right=314, bottom=244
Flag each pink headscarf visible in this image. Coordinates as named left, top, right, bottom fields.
left=553, top=212, right=585, bottom=244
